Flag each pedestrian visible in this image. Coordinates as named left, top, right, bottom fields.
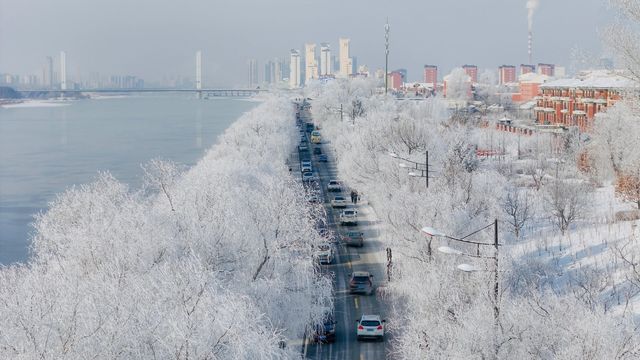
left=350, top=190, right=356, bottom=203
left=354, top=190, right=359, bottom=204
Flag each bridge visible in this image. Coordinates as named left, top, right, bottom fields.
left=18, top=88, right=268, bottom=98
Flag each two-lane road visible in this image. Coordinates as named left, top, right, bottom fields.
left=301, top=111, right=389, bottom=359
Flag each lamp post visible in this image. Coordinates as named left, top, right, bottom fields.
left=389, top=150, right=431, bottom=189
left=385, top=19, right=390, bottom=95
left=421, top=219, right=500, bottom=357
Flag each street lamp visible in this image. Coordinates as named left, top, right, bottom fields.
left=421, top=219, right=500, bottom=356
left=388, top=150, right=432, bottom=189
left=385, top=19, right=390, bottom=95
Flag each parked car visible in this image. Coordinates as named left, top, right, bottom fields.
left=306, top=123, right=315, bottom=132
left=318, top=154, right=328, bottom=162
left=299, top=143, right=308, bottom=152
left=302, top=172, right=316, bottom=182
left=306, top=193, right=321, bottom=203
left=301, top=161, right=312, bottom=173
left=356, top=314, right=385, bottom=341
left=349, top=271, right=373, bottom=295
left=313, top=147, right=322, bottom=155
left=342, top=231, right=364, bottom=247
left=317, top=244, right=333, bottom=265
left=339, top=209, right=358, bottom=225
left=327, top=180, right=342, bottom=192
left=312, top=313, right=337, bottom=343
left=331, top=196, right=348, bottom=208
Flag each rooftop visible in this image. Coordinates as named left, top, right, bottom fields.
left=540, top=70, right=637, bottom=89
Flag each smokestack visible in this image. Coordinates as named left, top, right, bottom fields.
left=526, top=0, right=539, bottom=64
left=528, top=32, right=532, bottom=65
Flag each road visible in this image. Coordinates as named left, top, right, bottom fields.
left=297, top=104, right=390, bottom=360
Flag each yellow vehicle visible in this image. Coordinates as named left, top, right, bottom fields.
left=310, top=131, right=322, bottom=144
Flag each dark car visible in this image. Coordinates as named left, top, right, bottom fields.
left=342, top=231, right=364, bottom=247
left=312, top=314, right=337, bottom=343
left=349, top=271, right=374, bottom=295
left=313, top=147, right=322, bottom=155
left=318, top=154, right=328, bottom=162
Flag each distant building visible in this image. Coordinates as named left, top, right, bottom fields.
left=511, top=72, right=551, bottom=103
left=304, top=43, right=318, bottom=84
left=535, top=70, right=635, bottom=131
left=289, top=49, right=301, bottom=88
left=423, top=65, right=438, bottom=89
left=387, top=71, right=404, bottom=90
left=538, top=63, right=555, bottom=77
left=498, top=65, right=516, bottom=85
left=45, top=56, right=53, bottom=88
left=352, top=56, right=358, bottom=76
left=339, top=38, right=352, bottom=78
left=520, top=64, right=536, bottom=75
left=462, top=64, right=478, bottom=83
left=320, top=43, right=331, bottom=76
left=248, top=59, right=259, bottom=88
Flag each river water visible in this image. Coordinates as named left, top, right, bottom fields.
left=0, top=95, right=258, bottom=264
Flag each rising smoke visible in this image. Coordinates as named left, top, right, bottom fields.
left=527, top=0, right=539, bottom=31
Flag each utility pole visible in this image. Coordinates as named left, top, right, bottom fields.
left=493, top=218, right=500, bottom=358
left=385, top=19, right=390, bottom=95
left=425, top=150, right=429, bottom=189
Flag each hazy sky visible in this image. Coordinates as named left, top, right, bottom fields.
left=0, top=0, right=613, bottom=87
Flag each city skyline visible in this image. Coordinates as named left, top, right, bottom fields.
left=0, top=0, right=612, bottom=87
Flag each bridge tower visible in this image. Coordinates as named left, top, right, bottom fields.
left=60, top=51, right=67, bottom=91
left=196, top=50, right=202, bottom=99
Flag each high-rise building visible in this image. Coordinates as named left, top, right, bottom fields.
left=339, top=38, right=352, bottom=78
left=248, top=59, right=258, bottom=87
left=462, top=64, right=478, bottom=83
left=498, top=65, right=516, bottom=85
left=196, top=51, right=202, bottom=90
left=387, top=71, right=404, bottom=90
left=274, top=58, right=282, bottom=84
left=304, top=43, right=318, bottom=84
left=60, top=51, right=67, bottom=90
left=320, top=43, right=331, bottom=76
left=520, top=64, right=536, bottom=75
left=289, top=49, right=301, bottom=88
left=45, top=56, right=53, bottom=88
left=332, top=55, right=340, bottom=74
left=537, top=63, right=555, bottom=77
left=423, top=65, right=438, bottom=88
left=352, top=56, right=358, bottom=76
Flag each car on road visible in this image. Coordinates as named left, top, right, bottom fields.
left=301, top=161, right=312, bottom=173
left=306, top=123, right=315, bottom=132
left=331, top=196, right=348, bottom=208
left=317, top=244, right=333, bottom=264
left=298, top=143, right=308, bottom=152
left=342, top=231, right=364, bottom=247
left=311, top=131, right=322, bottom=144
left=356, top=314, right=385, bottom=341
left=318, top=154, right=328, bottom=162
left=327, top=180, right=342, bottom=192
left=312, top=313, right=337, bottom=343
left=339, top=209, right=358, bottom=225
left=349, top=271, right=374, bottom=295
left=313, top=147, right=322, bottom=155
left=302, top=172, right=316, bottom=183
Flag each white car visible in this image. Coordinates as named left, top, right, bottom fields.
left=331, top=196, right=348, bottom=208
left=317, top=244, right=333, bottom=264
left=339, top=209, right=358, bottom=225
left=356, top=314, right=385, bottom=341
left=327, top=180, right=342, bottom=192
left=301, top=161, right=312, bottom=173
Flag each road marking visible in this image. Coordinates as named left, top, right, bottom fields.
left=354, top=297, right=359, bottom=309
